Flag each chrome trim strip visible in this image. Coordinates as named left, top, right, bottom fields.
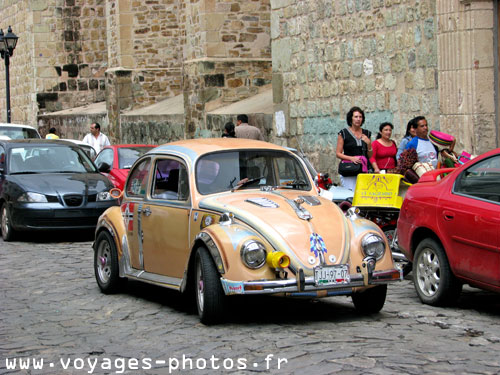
left=124, top=269, right=182, bottom=290
left=119, top=234, right=132, bottom=278
left=195, top=232, right=226, bottom=274
left=221, top=268, right=401, bottom=295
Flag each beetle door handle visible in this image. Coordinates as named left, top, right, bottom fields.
left=443, top=210, right=454, bottom=221
left=143, top=207, right=152, bottom=217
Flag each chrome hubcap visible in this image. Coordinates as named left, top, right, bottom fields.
left=416, top=248, right=440, bottom=297
left=196, top=261, right=204, bottom=312
left=96, top=242, right=111, bottom=283
left=1, top=207, right=8, bottom=238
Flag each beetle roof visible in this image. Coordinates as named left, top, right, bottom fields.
left=154, top=138, right=288, bottom=158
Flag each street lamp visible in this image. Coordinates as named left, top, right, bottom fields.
left=0, top=26, right=18, bottom=123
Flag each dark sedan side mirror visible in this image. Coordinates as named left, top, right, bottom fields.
left=98, top=162, right=111, bottom=173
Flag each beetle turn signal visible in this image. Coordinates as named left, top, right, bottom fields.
left=266, top=251, right=290, bottom=269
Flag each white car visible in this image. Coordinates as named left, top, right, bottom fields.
left=63, top=139, right=97, bottom=160
left=0, top=123, right=41, bottom=139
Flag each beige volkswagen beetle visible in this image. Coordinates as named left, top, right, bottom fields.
left=93, top=138, right=401, bottom=324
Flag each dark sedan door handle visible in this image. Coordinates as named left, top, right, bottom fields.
left=143, top=207, right=152, bottom=217
left=443, top=210, right=455, bottom=221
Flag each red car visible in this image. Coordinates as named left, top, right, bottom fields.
left=398, top=148, right=500, bottom=306
left=94, top=145, right=156, bottom=190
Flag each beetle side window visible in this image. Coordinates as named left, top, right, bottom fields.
left=152, top=159, right=189, bottom=201
left=454, top=154, right=500, bottom=203
left=125, top=158, right=151, bottom=198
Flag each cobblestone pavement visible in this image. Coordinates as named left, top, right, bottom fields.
left=1, top=233, right=500, bottom=375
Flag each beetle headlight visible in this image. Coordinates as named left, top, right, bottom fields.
left=361, top=233, right=385, bottom=260
left=240, top=240, right=267, bottom=269
left=18, top=192, right=48, bottom=203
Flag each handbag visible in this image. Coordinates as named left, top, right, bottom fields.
left=338, top=160, right=362, bottom=177
left=404, top=169, right=420, bottom=184
left=412, top=162, right=434, bottom=177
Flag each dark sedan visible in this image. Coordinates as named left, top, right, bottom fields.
left=0, top=139, right=119, bottom=241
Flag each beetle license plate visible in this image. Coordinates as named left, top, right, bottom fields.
left=314, top=265, right=350, bottom=286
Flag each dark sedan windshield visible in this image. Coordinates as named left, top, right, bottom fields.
left=196, top=150, right=311, bottom=195
left=9, top=145, right=97, bottom=174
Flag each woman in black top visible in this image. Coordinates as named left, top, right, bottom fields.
left=222, top=122, right=236, bottom=138
left=335, top=106, right=373, bottom=191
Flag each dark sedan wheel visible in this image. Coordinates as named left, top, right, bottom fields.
left=413, top=238, right=462, bottom=306
left=94, top=231, right=125, bottom=294
left=1, top=203, right=16, bottom=242
left=352, top=285, right=387, bottom=314
left=195, top=246, right=226, bottom=325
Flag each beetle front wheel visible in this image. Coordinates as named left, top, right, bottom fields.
left=195, top=246, right=226, bottom=325
left=352, top=285, right=387, bottom=314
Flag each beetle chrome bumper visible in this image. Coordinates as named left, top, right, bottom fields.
left=220, top=268, right=402, bottom=296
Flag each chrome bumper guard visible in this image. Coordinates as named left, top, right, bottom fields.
left=220, top=268, right=402, bottom=295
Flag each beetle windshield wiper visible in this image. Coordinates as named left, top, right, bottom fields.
left=276, top=179, right=309, bottom=189
left=231, top=176, right=264, bottom=192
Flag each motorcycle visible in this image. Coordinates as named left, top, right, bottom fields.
left=333, top=174, right=412, bottom=277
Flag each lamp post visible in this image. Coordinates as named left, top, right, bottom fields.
left=0, top=26, right=18, bottom=123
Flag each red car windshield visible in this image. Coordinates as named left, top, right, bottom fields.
left=118, top=147, right=153, bottom=169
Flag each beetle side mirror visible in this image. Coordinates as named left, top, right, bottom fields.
left=98, top=162, right=111, bottom=173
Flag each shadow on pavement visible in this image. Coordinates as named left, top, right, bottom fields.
left=11, top=229, right=95, bottom=243
left=122, top=279, right=376, bottom=326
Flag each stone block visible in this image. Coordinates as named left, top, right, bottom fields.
left=207, top=42, right=226, bottom=57
left=203, top=13, right=226, bottom=31
left=474, top=68, right=495, bottom=113
left=30, top=0, right=48, bottom=11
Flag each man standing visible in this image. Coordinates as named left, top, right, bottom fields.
left=234, top=114, right=264, bottom=141
left=405, top=116, right=438, bottom=168
left=45, top=127, right=59, bottom=139
left=82, top=122, right=110, bottom=154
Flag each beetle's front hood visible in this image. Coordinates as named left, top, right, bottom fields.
left=199, top=190, right=351, bottom=269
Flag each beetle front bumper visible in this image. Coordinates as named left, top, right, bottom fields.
left=220, top=267, right=402, bottom=296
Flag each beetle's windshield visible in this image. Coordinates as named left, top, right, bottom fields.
left=196, top=150, right=311, bottom=195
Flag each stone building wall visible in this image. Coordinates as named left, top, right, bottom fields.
left=0, top=0, right=108, bottom=124
left=437, top=0, right=498, bottom=154
left=32, top=0, right=108, bottom=115
left=271, top=0, right=440, bottom=177
left=183, top=0, right=272, bottom=137
left=0, top=0, right=32, bottom=123
left=104, top=0, right=184, bottom=142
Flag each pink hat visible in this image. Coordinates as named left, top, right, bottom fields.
left=429, top=130, right=454, bottom=149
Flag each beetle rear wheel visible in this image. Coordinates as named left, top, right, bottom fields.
left=195, top=246, right=226, bottom=325
left=94, top=231, right=125, bottom=294
left=352, top=285, right=387, bottom=314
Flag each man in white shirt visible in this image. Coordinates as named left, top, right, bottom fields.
left=405, top=116, right=438, bottom=168
left=82, top=122, right=110, bottom=154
